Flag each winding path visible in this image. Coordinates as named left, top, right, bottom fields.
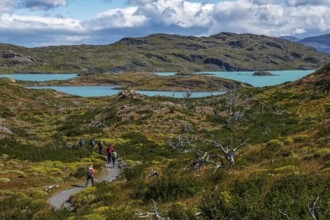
left=48, top=161, right=121, bottom=209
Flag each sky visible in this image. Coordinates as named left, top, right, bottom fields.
left=0, top=0, right=329, bottom=47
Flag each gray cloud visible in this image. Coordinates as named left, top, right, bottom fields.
left=286, top=0, right=330, bottom=6
left=22, top=0, right=67, bottom=10
left=251, top=0, right=273, bottom=4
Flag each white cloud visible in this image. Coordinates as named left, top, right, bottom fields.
left=0, top=0, right=14, bottom=13
left=23, top=0, right=67, bottom=10
left=0, top=13, right=82, bottom=31
left=1, top=0, right=330, bottom=47
left=129, top=0, right=214, bottom=28
left=90, top=7, right=148, bottom=29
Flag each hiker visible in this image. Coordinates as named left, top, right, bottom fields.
left=85, top=164, right=95, bottom=187
left=107, top=145, right=114, bottom=164
left=90, top=138, right=96, bottom=149
left=112, top=150, right=117, bottom=167
left=79, top=138, right=85, bottom=147
left=98, top=141, right=104, bottom=154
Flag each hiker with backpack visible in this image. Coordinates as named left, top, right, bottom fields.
left=79, top=138, right=85, bottom=147
left=107, top=145, right=114, bottom=164
left=90, top=138, right=96, bottom=149
left=98, top=141, right=104, bottom=154
left=85, top=164, right=95, bottom=187
left=112, top=150, right=117, bottom=167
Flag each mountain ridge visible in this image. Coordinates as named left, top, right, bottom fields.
left=1, top=32, right=330, bottom=74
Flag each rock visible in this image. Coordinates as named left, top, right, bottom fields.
left=253, top=71, right=274, bottom=76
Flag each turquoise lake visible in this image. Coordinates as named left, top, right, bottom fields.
left=0, top=73, right=78, bottom=81
left=2, top=70, right=314, bottom=98
left=27, top=86, right=225, bottom=98
left=155, top=70, right=315, bottom=87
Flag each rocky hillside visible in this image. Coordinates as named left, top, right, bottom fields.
left=292, top=62, right=330, bottom=91
left=1, top=32, right=330, bottom=74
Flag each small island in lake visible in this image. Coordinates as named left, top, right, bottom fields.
left=252, top=71, right=275, bottom=76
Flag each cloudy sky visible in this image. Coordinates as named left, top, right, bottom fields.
left=0, top=0, right=329, bottom=47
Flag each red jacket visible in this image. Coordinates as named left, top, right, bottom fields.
left=107, top=146, right=114, bottom=154
left=87, top=167, right=95, bottom=176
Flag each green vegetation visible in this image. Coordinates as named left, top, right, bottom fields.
left=0, top=63, right=329, bottom=219
left=1, top=32, right=330, bottom=74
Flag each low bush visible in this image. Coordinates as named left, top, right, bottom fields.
left=143, top=175, right=202, bottom=202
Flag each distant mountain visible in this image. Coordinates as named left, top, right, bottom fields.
left=298, top=33, right=330, bottom=54
left=1, top=32, right=330, bottom=74
left=279, top=36, right=300, bottom=42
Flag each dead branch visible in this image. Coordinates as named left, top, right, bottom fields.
left=167, top=135, right=192, bottom=151
left=146, top=170, right=159, bottom=178
left=137, top=200, right=168, bottom=219
left=213, top=139, right=249, bottom=166
left=193, top=152, right=225, bottom=170
left=278, top=209, right=290, bottom=220
left=308, top=196, right=319, bottom=220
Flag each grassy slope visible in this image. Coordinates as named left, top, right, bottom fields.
left=1, top=32, right=330, bottom=74
left=0, top=64, right=329, bottom=219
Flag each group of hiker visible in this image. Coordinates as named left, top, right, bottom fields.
left=80, top=137, right=118, bottom=187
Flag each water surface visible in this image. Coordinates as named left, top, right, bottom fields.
left=155, top=70, right=314, bottom=87
left=0, top=73, right=78, bottom=82
left=28, top=86, right=225, bottom=98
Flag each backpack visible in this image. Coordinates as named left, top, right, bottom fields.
left=90, top=139, right=95, bottom=146
left=87, top=168, right=93, bottom=178
left=112, top=151, right=117, bottom=159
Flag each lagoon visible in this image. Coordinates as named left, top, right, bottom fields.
left=0, top=73, right=78, bottom=82
left=156, top=70, right=314, bottom=87
left=10, top=69, right=314, bottom=98
left=27, top=86, right=225, bottom=98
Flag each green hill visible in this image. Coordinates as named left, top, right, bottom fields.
left=0, top=62, right=329, bottom=219
left=1, top=32, right=330, bottom=74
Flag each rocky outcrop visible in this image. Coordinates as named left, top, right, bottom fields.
left=253, top=71, right=274, bottom=76
left=2, top=50, right=38, bottom=65
left=203, top=58, right=247, bottom=71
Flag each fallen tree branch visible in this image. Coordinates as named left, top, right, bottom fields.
left=308, top=196, right=319, bottom=220
left=278, top=209, right=290, bottom=220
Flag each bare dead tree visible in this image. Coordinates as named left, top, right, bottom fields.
left=308, top=196, right=319, bottom=220
left=180, top=122, right=194, bottom=133
left=278, top=209, right=290, bottom=220
left=213, top=139, right=249, bottom=166
left=227, top=90, right=239, bottom=114
left=167, top=135, right=192, bottom=151
left=193, top=152, right=225, bottom=171
left=183, top=89, right=192, bottom=98
left=136, top=200, right=169, bottom=220
left=146, top=170, right=159, bottom=178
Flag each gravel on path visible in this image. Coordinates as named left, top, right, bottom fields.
left=48, top=161, right=121, bottom=209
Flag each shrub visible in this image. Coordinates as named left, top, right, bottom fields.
left=168, top=202, right=198, bottom=220
left=30, top=190, right=48, bottom=199
left=143, top=176, right=202, bottom=202
left=82, top=214, right=106, bottom=220
left=273, top=165, right=298, bottom=174
left=316, top=137, right=330, bottom=145
left=123, top=164, right=145, bottom=181
left=294, top=135, right=311, bottom=143
left=313, top=148, right=330, bottom=158
left=0, top=178, right=10, bottom=183
left=266, top=139, right=283, bottom=150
